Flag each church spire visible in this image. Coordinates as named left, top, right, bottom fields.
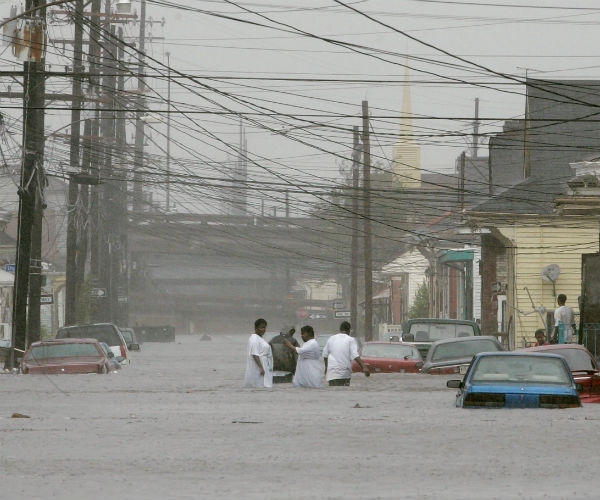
left=399, top=62, right=414, bottom=143
left=392, top=59, right=421, bottom=188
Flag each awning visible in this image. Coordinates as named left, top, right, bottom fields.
left=439, top=249, right=474, bottom=264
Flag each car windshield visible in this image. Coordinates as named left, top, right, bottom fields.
left=57, top=325, right=121, bottom=346
left=409, top=322, right=474, bottom=341
left=431, top=339, right=500, bottom=362
left=548, top=348, right=597, bottom=372
left=362, top=343, right=421, bottom=360
left=121, top=329, right=133, bottom=343
left=26, top=343, right=101, bottom=360
left=471, top=355, right=572, bottom=385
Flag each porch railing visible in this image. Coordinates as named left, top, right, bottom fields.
left=581, top=323, right=600, bottom=360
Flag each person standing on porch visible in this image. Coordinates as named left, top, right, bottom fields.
left=553, top=294, right=576, bottom=344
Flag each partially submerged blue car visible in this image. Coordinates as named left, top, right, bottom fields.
left=446, top=352, right=581, bottom=409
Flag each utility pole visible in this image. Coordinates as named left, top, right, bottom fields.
left=75, top=0, right=102, bottom=323
left=166, top=51, right=171, bottom=212
left=350, top=125, right=360, bottom=334
left=361, top=101, right=373, bottom=342
left=10, top=0, right=46, bottom=367
left=27, top=168, right=43, bottom=345
left=65, top=0, right=84, bottom=325
left=96, top=0, right=117, bottom=322
left=460, top=150, right=466, bottom=213
left=133, top=0, right=147, bottom=213
left=472, top=97, right=480, bottom=159
left=89, top=0, right=102, bottom=312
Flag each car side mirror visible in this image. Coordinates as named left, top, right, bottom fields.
left=129, top=343, right=140, bottom=351
left=446, top=379, right=462, bottom=389
left=576, top=383, right=583, bottom=392
left=403, top=333, right=414, bottom=342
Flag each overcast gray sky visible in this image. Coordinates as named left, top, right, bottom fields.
left=2, top=0, right=600, bottom=215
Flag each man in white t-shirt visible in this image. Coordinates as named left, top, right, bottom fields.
left=283, top=325, right=322, bottom=388
left=553, top=294, right=576, bottom=344
left=322, top=321, right=369, bottom=386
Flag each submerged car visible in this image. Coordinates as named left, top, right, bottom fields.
left=524, top=344, right=600, bottom=403
left=421, top=336, right=503, bottom=374
left=119, top=327, right=141, bottom=351
left=352, top=341, right=423, bottom=373
left=99, top=342, right=121, bottom=371
left=401, top=318, right=481, bottom=359
left=447, top=352, right=581, bottom=409
left=21, top=338, right=113, bottom=374
left=56, top=323, right=132, bottom=365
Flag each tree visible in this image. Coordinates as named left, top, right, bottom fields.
left=408, top=281, right=429, bottom=319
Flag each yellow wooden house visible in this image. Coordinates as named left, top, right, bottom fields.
left=468, top=176, right=599, bottom=349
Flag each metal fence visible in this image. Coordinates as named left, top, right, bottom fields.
left=581, top=323, right=600, bottom=360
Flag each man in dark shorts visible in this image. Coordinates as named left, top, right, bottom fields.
left=323, top=321, right=369, bottom=386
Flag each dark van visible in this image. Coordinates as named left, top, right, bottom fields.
left=56, top=323, right=133, bottom=364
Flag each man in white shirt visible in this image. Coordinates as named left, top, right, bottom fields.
left=243, top=318, right=273, bottom=388
left=283, top=325, right=322, bottom=388
left=553, top=294, right=576, bottom=344
left=322, top=321, right=369, bottom=386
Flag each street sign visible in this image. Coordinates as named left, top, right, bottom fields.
left=335, top=311, right=351, bottom=318
left=308, top=313, right=327, bottom=319
left=333, top=301, right=345, bottom=310
left=90, top=288, right=107, bottom=298
left=4, top=264, right=15, bottom=273
left=40, top=294, right=53, bottom=304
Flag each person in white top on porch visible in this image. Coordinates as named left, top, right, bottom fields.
left=553, top=294, right=576, bottom=344
left=243, top=318, right=273, bottom=388
left=322, top=321, right=370, bottom=386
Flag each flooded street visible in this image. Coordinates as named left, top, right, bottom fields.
left=2, top=334, right=599, bottom=500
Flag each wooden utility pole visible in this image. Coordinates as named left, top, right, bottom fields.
left=74, top=0, right=102, bottom=323
left=350, top=125, right=360, bottom=334
left=10, top=0, right=46, bottom=366
left=361, top=101, right=373, bottom=341
left=89, top=0, right=102, bottom=304
left=114, top=26, right=129, bottom=326
left=133, top=0, right=147, bottom=213
left=166, top=51, right=171, bottom=211
left=95, top=0, right=117, bottom=322
left=472, top=97, right=480, bottom=159
left=460, top=150, right=466, bottom=213
left=65, top=0, right=84, bottom=325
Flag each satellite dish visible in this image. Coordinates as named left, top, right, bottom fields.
left=542, top=264, right=561, bottom=297
left=541, top=264, right=561, bottom=283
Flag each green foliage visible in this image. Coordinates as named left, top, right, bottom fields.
left=408, top=280, right=429, bottom=319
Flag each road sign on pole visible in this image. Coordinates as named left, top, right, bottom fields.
left=90, top=288, right=107, bottom=298
left=40, top=294, right=53, bottom=304
left=335, top=311, right=351, bottom=318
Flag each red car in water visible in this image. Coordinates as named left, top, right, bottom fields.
left=524, top=344, right=600, bottom=403
left=21, top=338, right=113, bottom=374
left=352, top=341, right=423, bottom=373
